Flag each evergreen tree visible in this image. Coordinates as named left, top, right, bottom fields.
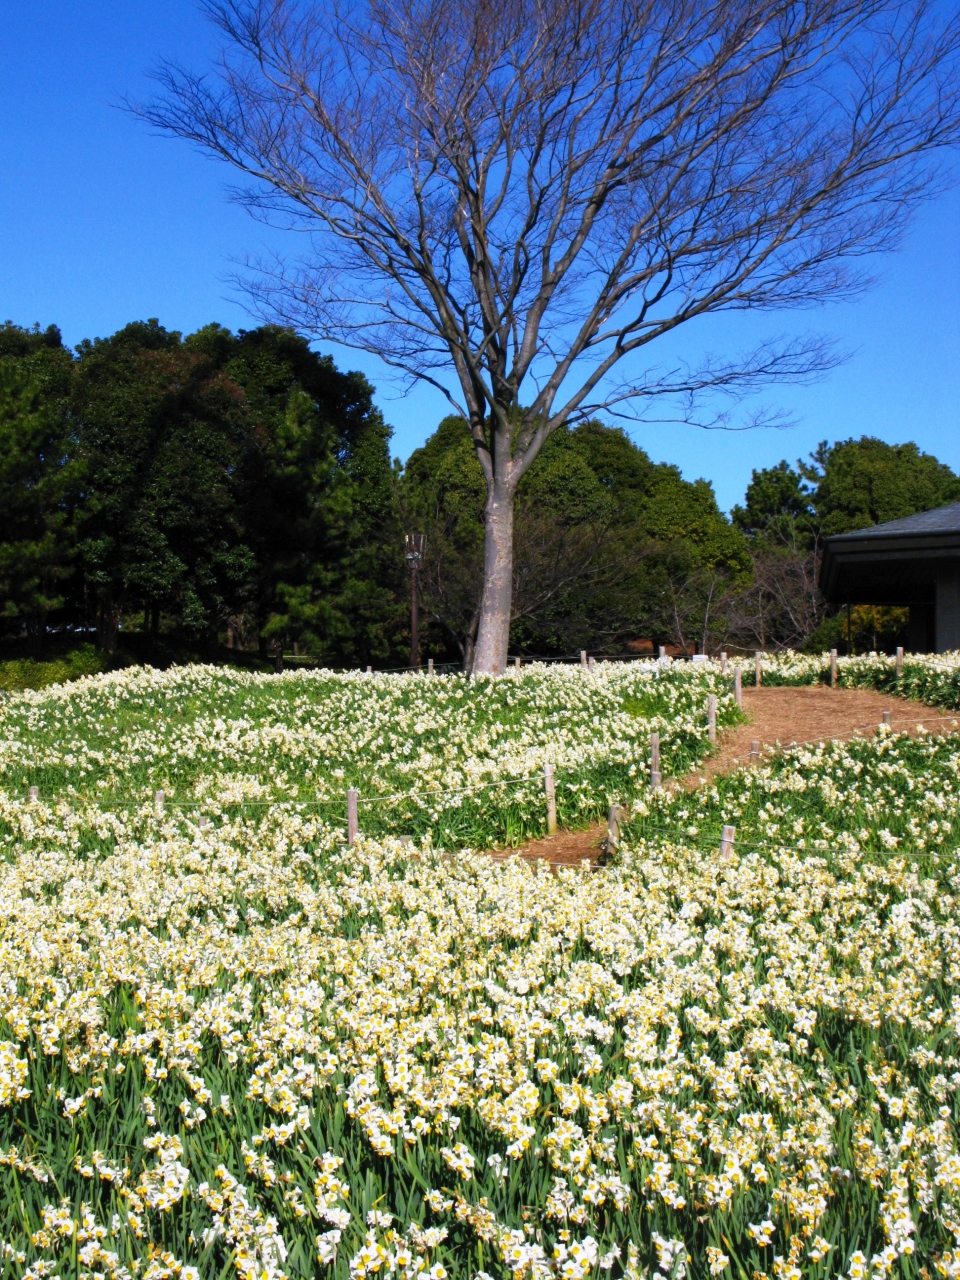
left=72, top=321, right=255, bottom=652
left=402, top=417, right=750, bottom=659
left=0, top=324, right=76, bottom=646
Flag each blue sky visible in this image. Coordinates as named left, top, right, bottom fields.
left=2, top=1, right=958, bottom=512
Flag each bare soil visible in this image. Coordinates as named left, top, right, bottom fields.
left=489, top=685, right=960, bottom=870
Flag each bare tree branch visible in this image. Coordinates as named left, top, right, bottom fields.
left=135, top=0, right=960, bottom=669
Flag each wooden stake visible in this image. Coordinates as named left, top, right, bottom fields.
left=544, top=764, right=557, bottom=835
left=514, top=656, right=521, bottom=669
left=896, top=646, right=904, bottom=680
left=607, top=804, right=622, bottom=850
left=733, top=667, right=742, bottom=708
left=658, top=645, right=666, bottom=661
left=28, top=786, right=38, bottom=802
left=720, top=824, right=736, bottom=859
left=650, top=732, right=661, bottom=789
left=830, top=648, right=838, bottom=688
left=707, top=693, right=717, bottom=743
left=588, top=655, right=596, bottom=672
left=755, top=651, right=763, bottom=687
left=366, top=665, right=372, bottom=674
left=580, top=650, right=588, bottom=667
left=749, top=739, right=760, bottom=762
left=347, top=788, right=359, bottom=845
left=882, top=710, right=892, bottom=727
left=428, top=658, right=434, bottom=675
left=155, top=789, right=165, bottom=814
left=720, top=651, right=728, bottom=674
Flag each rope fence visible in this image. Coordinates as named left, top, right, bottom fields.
left=7, top=645, right=960, bottom=884
left=9, top=688, right=960, bottom=873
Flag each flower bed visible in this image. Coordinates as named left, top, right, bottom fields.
left=0, top=662, right=958, bottom=1279
left=741, top=648, right=960, bottom=709
left=0, top=661, right=735, bottom=850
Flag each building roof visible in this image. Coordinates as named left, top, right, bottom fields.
left=827, top=501, right=960, bottom=541
left=820, top=501, right=960, bottom=603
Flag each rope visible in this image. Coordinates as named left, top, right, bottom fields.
left=10, top=706, right=960, bottom=811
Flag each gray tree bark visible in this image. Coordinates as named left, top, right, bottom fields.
left=472, top=480, right=516, bottom=675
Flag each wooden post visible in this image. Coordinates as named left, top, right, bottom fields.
left=830, top=648, right=838, bottom=688
left=650, top=732, right=661, bottom=789
left=347, top=788, right=359, bottom=846
left=514, top=656, right=521, bottom=669
left=588, top=655, right=596, bottom=672
left=882, top=710, right=892, bottom=727
left=749, top=739, right=760, bottom=762
left=580, top=650, right=588, bottom=667
left=28, top=786, right=38, bottom=802
left=607, top=804, right=622, bottom=850
left=733, top=667, right=742, bottom=708
left=658, top=645, right=666, bottom=661
left=896, top=646, right=904, bottom=680
left=428, top=658, right=435, bottom=675
left=720, top=651, right=728, bottom=675
left=755, top=651, right=763, bottom=687
left=707, top=693, right=717, bottom=744
left=154, top=789, right=165, bottom=814
left=544, top=764, right=557, bottom=835
left=720, top=824, right=736, bottom=859
left=366, top=665, right=372, bottom=674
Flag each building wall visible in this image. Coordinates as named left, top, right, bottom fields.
left=936, top=566, right=960, bottom=653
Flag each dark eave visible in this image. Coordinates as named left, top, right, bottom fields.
left=819, top=502, right=960, bottom=603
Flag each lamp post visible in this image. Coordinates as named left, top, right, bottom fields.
left=405, top=533, right=426, bottom=670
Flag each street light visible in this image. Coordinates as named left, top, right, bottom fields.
left=405, top=533, right=426, bottom=670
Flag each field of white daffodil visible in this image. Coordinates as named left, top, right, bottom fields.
left=0, top=661, right=734, bottom=849
left=751, top=649, right=960, bottom=710
left=0, top=656, right=959, bottom=1280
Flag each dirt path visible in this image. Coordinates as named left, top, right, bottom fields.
left=490, top=686, right=960, bottom=869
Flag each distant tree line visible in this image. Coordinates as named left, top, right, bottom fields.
left=2, top=318, right=958, bottom=665
left=0, top=320, right=403, bottom=665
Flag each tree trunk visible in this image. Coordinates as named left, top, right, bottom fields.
left=472, top=482, right=515, bottom=675
left=461, top=607, right=481, bottom=674
left=97, top=594, right=120, bottom=655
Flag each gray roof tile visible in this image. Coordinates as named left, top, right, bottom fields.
left=829, top=501, right=960, bottom=539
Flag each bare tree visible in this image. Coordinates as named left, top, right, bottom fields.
left=728, top=540, right=827, bottom=649
left=139, top=0, right=960, bottom=671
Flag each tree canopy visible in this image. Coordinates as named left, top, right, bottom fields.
left=2, top=313, right=958, bottom=664
left=402, top=417, right=751, bottom=661
left=0, top=320, right=402, bottom=665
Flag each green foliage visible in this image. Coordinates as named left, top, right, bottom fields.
left=215, top=325, right=404, bottom=665
left=807, top=436, right=960, bottom=536
left=73, top=320, right=257, bottom=650
left=0, top=325, right=77, bottom=641
left=3, top=309, right=959, bottom=672
left=803, top=604, right=910, bottom=655
left=735, top=436, right=960, bottom=548
left=402, top=417, right=751, bottom=658
left=0, top=319, right=402, bottom=666
left=0, top=644, right=104, bottom=691
left=731, top=458, right=814, bottom=545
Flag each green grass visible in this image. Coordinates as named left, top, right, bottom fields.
left=0, top=643, right=105, bottom=691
